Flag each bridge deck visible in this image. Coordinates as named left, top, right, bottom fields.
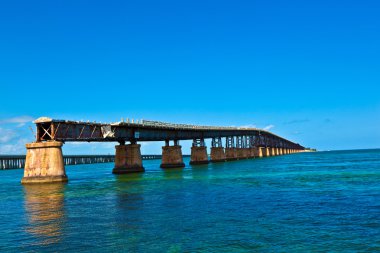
left=34, top=117, right=303, bottom=149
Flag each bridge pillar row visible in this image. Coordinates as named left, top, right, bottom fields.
left=113, top=143, right=145, bottom=174
left=160, top=140, right=185, bottom=169
left=22, top=141, right=68, bottom=184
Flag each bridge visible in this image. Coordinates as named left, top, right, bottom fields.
left=21, top=117, right=306, bottom=184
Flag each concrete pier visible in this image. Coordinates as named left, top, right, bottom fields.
left=190, top=146, right=209, bottom=165
left=160, top=145, right=185, bottom=168
left=22, top=142, right=68, bottom=184
left=225, top=148, right=238, bottom=161
left=248, top=148, right=256, bottom=158
left=254, top=147, right=263, bottom=158
left=236, top=148, right=247, bottom=159
left=244, top=148, right=251, bottom=158
left=113, top=144, right=144, bottom=174
left=210, top=147, right=226, bottom=162
left=262, top=147, right=270, bottom=157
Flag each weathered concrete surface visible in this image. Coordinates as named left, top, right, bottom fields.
left=271, top=148, right=276, bottom=156
left=190, top=146, right=209, bottom=165
left=225, top=148, right=238, bottom=161
left=160, top=146, right=185, bottom=168
left=279, top=148, right=283, bottom=155
left=248, top=148, right=256, bottom=158
left=236, top=148, right=248, bottom=159
left=22, top=142, right=68, bottom=184
left=262, top=147, right=270, bottom=157
left=236, top=148, right=243, bottom=159
left=113, top=144, right=144, bottom=174
left=254, top=147, right=263, bottom=158
left=210, top=147, right=226, bottom=162
left=244, top=148, right=251, bottom=158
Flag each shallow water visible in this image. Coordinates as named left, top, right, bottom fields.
left=0, top=150, right=380, bottom=252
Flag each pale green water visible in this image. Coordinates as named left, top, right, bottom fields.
left=0, top=150, right=379, bottom=252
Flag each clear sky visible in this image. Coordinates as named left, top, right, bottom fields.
left=0, top=0, right=379, bottom=154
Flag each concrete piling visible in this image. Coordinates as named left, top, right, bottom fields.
left=21, top=141, right=68, bottom=184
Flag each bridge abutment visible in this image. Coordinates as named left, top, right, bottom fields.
left=21, top=141, right=68, bottom=184
left=113, top=144, right=144, bottom=174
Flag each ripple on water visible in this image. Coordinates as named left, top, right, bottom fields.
left=0, top=150, right=379, bottom=252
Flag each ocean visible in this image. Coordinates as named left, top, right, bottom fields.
left=0, top=149, right=379, bottom=252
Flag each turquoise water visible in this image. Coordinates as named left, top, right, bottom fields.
left=1, top=149, right=380, bottom=252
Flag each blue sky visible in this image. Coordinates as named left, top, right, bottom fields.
left=0, top=0, right=379, bottom=154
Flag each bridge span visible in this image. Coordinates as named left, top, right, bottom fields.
left=21, top=117, right=306, bottom=184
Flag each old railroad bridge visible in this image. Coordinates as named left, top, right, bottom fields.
left=21, top=117, right=305, bottom=184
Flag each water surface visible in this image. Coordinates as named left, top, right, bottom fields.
left=1, top=149, right=380, bottom=252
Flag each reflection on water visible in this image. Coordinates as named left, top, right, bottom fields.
left=23, top=183, right=66, bottom=246
left=162, top=167, right=184, bottom=180
left=2, top=150, right=377, bottom=252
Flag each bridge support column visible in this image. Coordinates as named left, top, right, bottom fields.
left=262, top=147, right=270, bottom=157
left=279, top=148, right=283, bottom=155
left=190, top=139, right=209, bottom=165
left=254, top=147, right=263, bottom=158
left=210, top=147, right=226, bottom=162
left=236, top=148, right=246, bottom=159
left=21, top=141, right=68, bottom=184
left=248, top=148, right=256, bottom=158
left=244, top=148, right=251, bottom=158
left=190, top=146, right=209, bottom=165
left=113, top=144, right=144, bottom=174
left=225, top=148, right=238, bottom=161
left=271, top=148, right=276, bottom=156
left=160, top=141, right=185, bottom=168
left=236, top=148, right=249, bottom=159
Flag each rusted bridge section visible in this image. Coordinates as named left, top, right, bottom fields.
left=22, top=117, right=306, bottom=184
